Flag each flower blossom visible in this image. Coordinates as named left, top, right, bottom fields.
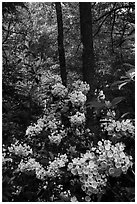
left=48, top=132, right=62, bottom=145
left=17, top=158, right=47, bottom=180
left=26, top=118, right=45, bottom=137
left=93, top=139, right=133, bottom=177
left=68, top=150, right=107, bottom=195
left=70, top=196, right=79, bottom=202
left=101, top=118, right=135, bottom=138
left=47, top=119, right=61, bottom=131
left=67, top=140, right=133, bottom=196
left=69, top=91, right=87, bottom=107
left=46, top=154, right=68, bottom=177
left=8, top=141, right=33, bottom=157
left=70, top=112, right=86, bottom=126
left=51, top=83, right=68, bottom=98
left=72, top=80, right=90, bottom=95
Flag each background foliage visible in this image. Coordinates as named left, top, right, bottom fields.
left=2, top=2, right=135, bottom=202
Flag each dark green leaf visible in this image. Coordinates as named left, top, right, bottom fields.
left=40, top=158, right=49, bottom=165
left=111, top=97, right=125, bottom=107
left=87, top=100, right=105, bottom=109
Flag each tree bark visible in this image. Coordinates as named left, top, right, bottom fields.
left=79, top=3, right=95, bottom=95
left=55, top=2, right=67, bottom=86
left=79, top=3, right=96, bottom=131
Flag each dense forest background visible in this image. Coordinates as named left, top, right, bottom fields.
left=2, top=2, right=135, bottom=202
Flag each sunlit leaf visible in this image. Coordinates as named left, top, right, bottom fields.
left=111, top=80, right=129, bottom=89
left=118, top=81, right=128, bottom=90
left=126, top=68, right=135, bottom=80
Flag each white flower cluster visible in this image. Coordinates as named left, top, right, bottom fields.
left=46, top=154, right=68, bottom=177
left=48, top=132, right=62, bottom=145
left=101, top=119, right=135, bottom=137
left=68, top=140, right=132, bottom=196
left=47, top=119, right=67, bottom=145
left=26, top=113, right=63, bottom=137
left=51, top=83, right=68, bottom=98
left=70, top=196, right=79, bottom=202
left=17, top=154, right=69, bottom=180
left=26, top=117, right=46, bottom=137
left=68, top=151, right=107, bottom=196
left=47, top=119, right=61, bottom=131
left=93, top=140, right=133, bottom=177
left=17, top=158, right=47, bottom=180
left=69, top=91, right=87, bottom=107
left=70, top=112, right=86, bottom=127
left=26, top=111, right=66, bottom=144
left=48, top=131, right=62, bottom=145
left=72, top=80, right=90, bottom=95
left=8, top=141, right=33, bottom=157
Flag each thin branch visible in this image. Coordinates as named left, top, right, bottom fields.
left=95, top=4, right=134, bottom=22
left=117, top=23, right=128, bottom=47
left=93, top=13, right=110, bottom=37
left=111, top=10, right=116, bottom=53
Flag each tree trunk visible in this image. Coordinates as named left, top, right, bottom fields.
left=55, top=2, right=67, bottom=86
left=79, top=3, right=96, bottom=132
left=79, top=3, right=95, bottom=96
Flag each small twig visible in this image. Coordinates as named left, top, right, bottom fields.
left=93, top=14, right=110, bottom=37
left=111, top=10, right=116, bottom=53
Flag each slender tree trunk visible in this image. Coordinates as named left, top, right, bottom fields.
left=79, top=3, right=97, bottom=133
left=55, top=2, right=67, bottom=86
left=79, top=3, right=95, bottom=96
